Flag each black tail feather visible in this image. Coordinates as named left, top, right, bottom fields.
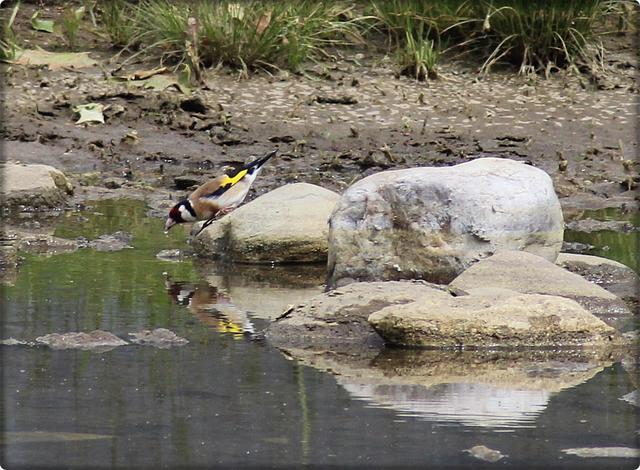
left=243, top=149, right=277, bottom=171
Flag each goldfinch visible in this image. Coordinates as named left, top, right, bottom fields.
left=165, top=149, right=276, bottom=233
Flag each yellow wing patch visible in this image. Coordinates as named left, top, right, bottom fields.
left=222, top=169, right=248, bottom=187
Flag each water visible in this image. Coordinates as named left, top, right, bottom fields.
left=2, top=200, right=638, bottom=468
left=564, top=207, right=639, bottom=274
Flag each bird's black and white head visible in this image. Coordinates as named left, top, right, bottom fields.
left=165, top=199, right=197, bottom=232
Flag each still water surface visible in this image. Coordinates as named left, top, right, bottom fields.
left=1, top=200, right=638, bottom=468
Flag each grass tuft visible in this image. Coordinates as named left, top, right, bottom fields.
left=99, top=0, right=139, bottom=48
left=93, top=0, right=635, bottom=78
left=59, top=5, right=86, bottom=49
left=0, top=3, right=20, bottom=61
left=475, top=0, right=606, bottom=75
left=397, top=23, right=439, bottom=80
left=106, top=0, right=365, bottom=78
left=370, top=0, right=629, bottom=76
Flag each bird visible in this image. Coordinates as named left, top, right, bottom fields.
left=164, top=275, right=254, bottom=334
left=164, top=149, right=277, bottom=235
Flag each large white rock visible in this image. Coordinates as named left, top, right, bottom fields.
left=326, top=158, right=563, bottom=287
left=192, top=183, right=339, bottom=263
left=2, top=162, right=73, bottom=209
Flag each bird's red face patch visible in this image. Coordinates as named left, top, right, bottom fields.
left=169, top=205, right=183, bottom=223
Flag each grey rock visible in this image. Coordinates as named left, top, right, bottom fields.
left=450, top=251, right=632, bottom=324
left=17, top=234, right=79, bottom=255
left=192, top=183, right=340, bottom=263
left=128, top=328, right=188, bottom=348
left=327, top=158, right=563, bottom=288
left=174, top=175, right=201, bottom=190
left=86, top=232, right=133, bottom=251
left=35, top=330, right=128, bottom=351
left=565, top=218, right=637, bottom=233
left=464, top=446, right=506, bottom=463
left=561, top=241, right=594, bottom=253
left=0, top=235, right=19, bottom=285
left=2, top=162, right=73, bottom=210
left=103, top=178, right=123, bottom=189
left=556, top=253, right=640, bottom=305
left=1, top=338, right=30, bottom=346
left=156, top=249, right=185, bottom=261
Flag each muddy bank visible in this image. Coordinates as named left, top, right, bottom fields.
left=2, top=4, right=638, bottom=220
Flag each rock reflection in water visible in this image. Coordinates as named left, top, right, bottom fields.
left=280, top=347, right=624, bottom=429
left=341, top=381, right=549, bottom=428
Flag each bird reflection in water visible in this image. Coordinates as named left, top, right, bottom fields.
left=164, top=276, right=254, bottom=336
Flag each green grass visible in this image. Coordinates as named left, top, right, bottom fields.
left=87, top=0, right=637, bottom=78
left=59, top=4, right=85, bottom=49
left=473, top=0, right=607, bottom=75
left=102, top=0, right=365, bottom=77
left=0, top=3, right=20, bottom=62
left=370, top=0, right=474, bottom=78
left=370, top=0, right=473, bottom=45
left=98, top=0, right=139, bottom=48
left=369, top=0, right=631, bottom=76
left=397, top=22, right=439, bottom=80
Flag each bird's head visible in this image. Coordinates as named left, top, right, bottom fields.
left=165, top=200, right=196, bottom=232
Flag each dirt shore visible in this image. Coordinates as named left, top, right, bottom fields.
left=2, top=4, right=638, bottom=221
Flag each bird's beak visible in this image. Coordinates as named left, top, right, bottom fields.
left=164, top=218, right=177, bottom=232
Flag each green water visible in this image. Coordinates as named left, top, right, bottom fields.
left=5, top=199, right=207, bottom=341
left=564, top=207, right=639, bottom=273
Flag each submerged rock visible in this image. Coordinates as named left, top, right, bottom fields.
left=0, top=338, right=31, bottom=346
left=464, top=445, right=506, bottom=463
left=0, top=235, right=20, bottom=285
left=35, top=330, right=128, bottom=351
left=128, top=328, right=188, bottom=348
left=192, top=183, right=339, bottom=263
left=327, top=158, right=563, bottom=288
left=565, top=218, right=637, bottom=233
left=368, top=288, right=620, bottom=348
left=156, top=249, right=185, bottom=261
left=2, top=431, right=113, bottom=443
left=561, top=447, right=640, bottom=459
left=17, top=234, right=79, bottom=255
left=561, top=241, right=595, bottom=254
left=85, top=231, right=133, bottom=251
left=450, top=251, right=632, bottom=324
left=2, top=162, right=73, bottom=210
